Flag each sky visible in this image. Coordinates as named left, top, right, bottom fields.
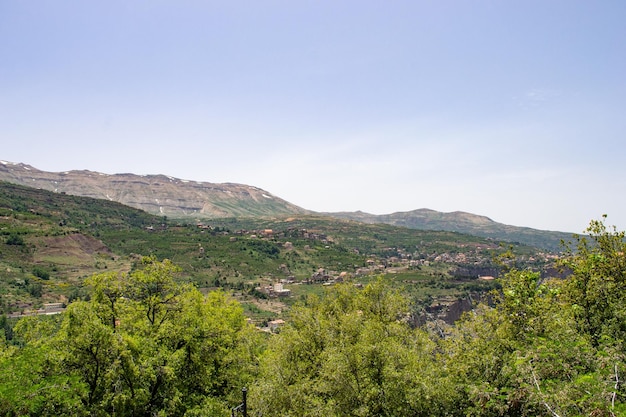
left=1, top=1, right=625, bottom=233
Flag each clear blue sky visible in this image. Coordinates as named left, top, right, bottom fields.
left=2, top=1, right=625, bottom=233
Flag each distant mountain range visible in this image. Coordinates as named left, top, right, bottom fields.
left=325, top=209, right=575, bottom=252
left=0, top=160, right=575, bottom=251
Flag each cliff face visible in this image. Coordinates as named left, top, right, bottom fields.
left=0, top=161, right=308, bottom=218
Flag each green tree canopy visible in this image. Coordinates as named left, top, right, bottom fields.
left=251, top=279, right=450, bottom=417
left=0, top=257, right=261, bottom=417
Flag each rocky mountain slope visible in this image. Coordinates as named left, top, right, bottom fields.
left=326, top=209, right=575, bottom=252
left=0, top=161, right=309, bottom=218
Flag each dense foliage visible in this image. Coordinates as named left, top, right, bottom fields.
left=2, top=218, right=625, bottom=416
left=251, top=218, right=626, bottom=416
left=0, top=257, right=261, bottom=416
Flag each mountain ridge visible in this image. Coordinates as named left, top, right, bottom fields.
left=0, top=160, right=574, bottom=251
left=0, top=161, right=309, bottom=218
left=325, top=208, right=574, bottom=252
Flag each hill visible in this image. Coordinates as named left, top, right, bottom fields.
left=326, top=209, right=574, bottom=252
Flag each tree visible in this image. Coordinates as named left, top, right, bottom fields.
left=0, top=257, right=260, bottom=417
left=561, top=216, right=626, bottom=347
left=251, top=279, right=446, bottom=417
left=58, top=300, right=117, bottom=411
left=443, top=243, right=626, bottom=417
left=5, top=233, right=25, bottom=246
left=0, top=315, right=84, bottom=416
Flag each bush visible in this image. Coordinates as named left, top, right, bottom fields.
left=27, top=282, right=43, bottom=298
left=32, top=267, right=50, bottom=280
left=6, top=234, right=25, bottom=246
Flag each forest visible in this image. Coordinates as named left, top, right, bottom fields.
left=1, top=217, right=625, bottom=416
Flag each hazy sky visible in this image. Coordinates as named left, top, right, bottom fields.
left=2, top=1, right=625, bottom=233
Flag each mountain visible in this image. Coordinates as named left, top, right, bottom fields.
left=0, top=161, right=309, bottom=218
left=326, top=209, right=575, bottom=252
left=0, top=161, right=574, bottom=251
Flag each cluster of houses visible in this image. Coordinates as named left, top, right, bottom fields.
left=256, top=267, right=353, bottom=300
left=8, top=302, right=65, bottom=318
left=256, top=282, right=292, bottom=298
left=306, top=268, right=348, bottom=284
left=194, top=224, right=332, bottom=244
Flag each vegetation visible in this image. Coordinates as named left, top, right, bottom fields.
left=1, top=257, right=261, bottom=416
left=1, top=217, right=625, bottom=416
left=0, top=181, right=550, bottom=318
left=5, top=181, right=625, bottom=415
left=327, top=209, right=576, bottom=252
left=251, top=217, right=626, bottom=416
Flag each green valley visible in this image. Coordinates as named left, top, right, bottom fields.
left=0, top=181, right=553, bottom=321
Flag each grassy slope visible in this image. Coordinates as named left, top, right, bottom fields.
left=0, top=182, right=551, bottom=319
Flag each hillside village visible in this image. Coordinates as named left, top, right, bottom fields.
left=195, top=223, right=560, bottom=330
left=0, top=180, right=561, bottom=330
left=207, top=223, right=559, bottom=285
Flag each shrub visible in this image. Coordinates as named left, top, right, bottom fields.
left=32, top=267, right=50, bottom=280
left=6, top=234, right=25, bottom=246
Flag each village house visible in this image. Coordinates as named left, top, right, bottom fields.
left=268, top=319, right=285, bottom=333
left=272, top=282, right=291, bottom=297
left=308, top=268, right=330, bottom=284
left=258, top=282, right=292, bottom=298
left=478, top=275, right=495, bottom=281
